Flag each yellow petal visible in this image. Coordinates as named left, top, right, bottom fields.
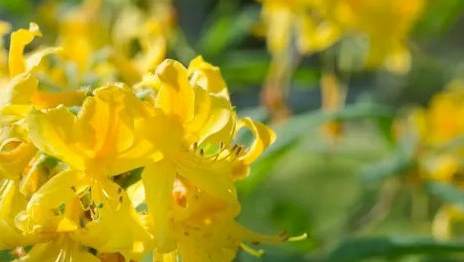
left=73, top=178, right=151, bottom=260
left=25, top=47, right=61, bottom=73
left=155, top=59, right=195, bottom=124
left=142, top=160, right=176, bottom=252
left=27, top=85, right=157, bottom=176
left=188, top=56, right=229, bottom=99
left=297, top=14, right=340, bottom=54
left=27, top=106, right=86, bottom=171
left=8, top=23, right=41, bottom=77
left=20, top=237, right=99, bottom=262
left=262, top=4, right=293, bottom=56
left=77, top=85, right=156, bottom=175
left=0, top=73, right=38, bottom=107
left=185, top=87, right=235, bottom=146
left=0, top=140, right=36, bottom=180
left=31, top=89, right=86, bottom=109
left=176, top=152, right=238, bottom=205
left=20, top=170, right=87, bottom=234
left=0, top=179, right=38, bottom=249
left=238, top=118, right=276, bottom=164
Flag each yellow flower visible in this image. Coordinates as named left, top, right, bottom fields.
left=17, top=169, right=150, bottom=260
left=412, top=82, right=464, bottom=146
left=333, top=0, right=425, bottom=73
left=150, top=180, right=286, bottom=262
left=259, top=0, right=424, bottom=73
left=57, top=0, right=104, bottom=74
left=0, top=23, right=78, bottom=120
left=111, top=1, right=175, bottom=84
left=136, top=57, right=278, bottom=259
left=27, top=85, right=159, bottom=176
left=23, top=86, right=158, bottom=259
left=259, top=0, right=341, bottom=56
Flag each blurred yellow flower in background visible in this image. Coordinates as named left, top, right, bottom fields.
left=332, top=0, right=425, bottom=73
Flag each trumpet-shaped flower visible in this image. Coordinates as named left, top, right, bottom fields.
left=24, top=86, right=158, bottom=259
left=137, top=57, right=278, bottom=259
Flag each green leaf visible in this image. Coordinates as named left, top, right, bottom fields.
left=220, top=50, right=270, bottom=88
left=198, top=7, right=259, bottom=57
left=327, top=237, right=464, bottom=261
left=268, top=102, right=394, bottom=157
left=414, top=0, right=464, bottom=37
left=426, top=182, right=464, bottom=208
left=0, top=250, right=13, bottom=260
left=360, top=143, right=416, bottom=184
left=237, top=102, right=394, bottom=195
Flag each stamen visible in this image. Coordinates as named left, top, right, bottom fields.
left=235, top=146, right=242, bottom=156
left=287, top=233, right=308, bottom=242
left=240, top=243, right=264, bottom=257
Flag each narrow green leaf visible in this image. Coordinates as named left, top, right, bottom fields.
left=427, top=182, right=464, bottom=208
left=328, top=237, right=464, bottom=261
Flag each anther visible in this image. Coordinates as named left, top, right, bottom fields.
left=235, top=146, right=242, bottom=156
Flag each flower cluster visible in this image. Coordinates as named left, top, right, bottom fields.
left=0, top=22, right=284, bottom=261
left=258, top=0, right=425, bottom=73
left=397, top=81, right=464, bottom=239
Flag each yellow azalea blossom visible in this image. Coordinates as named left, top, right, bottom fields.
left=17, top=169, right=151, bottom=260
left=413, top=84, right=464, bottom=146
left=259, top=0, right=341, bottom=56
left=150, top=179, right=287, bottom=262
left=405, top=83, right=464, bottom=183
left=396, top=82, right=464, bottom=240
left=24, top=86, right=160, bottom=259
left=135, top=57, right=279, bottom=259
left=27, top=84, right=159, bottom=176
left=57, top=0, right=104, bottom=74
left=0, top=22, right=78, bottom=120
left=257, top=0, right=342, bottom=120
left=332, top=0, right=425, bottom=73
left=111, top=0, right=175, bottom=84
left=259, top=0, right=424, bottom=73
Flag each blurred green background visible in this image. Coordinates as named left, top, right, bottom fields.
left=3, top=0, right=464, bottom=261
